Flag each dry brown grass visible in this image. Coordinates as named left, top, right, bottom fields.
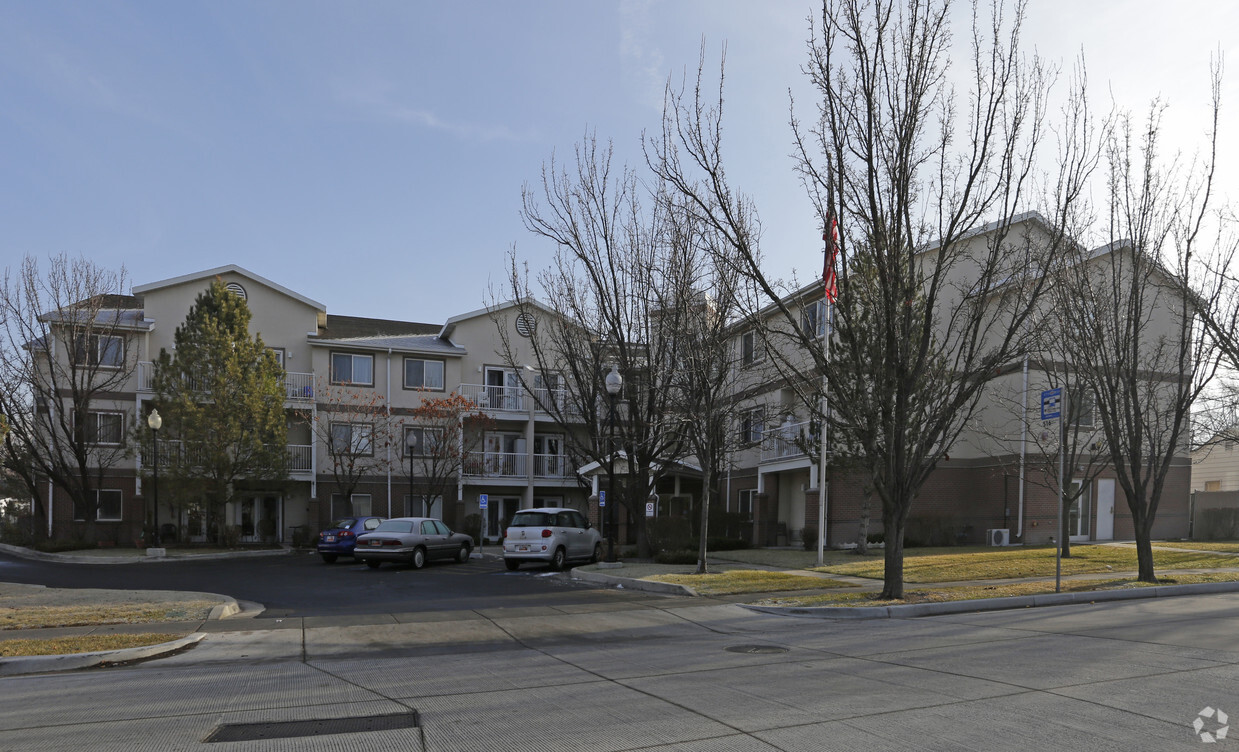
left=0, top=601, right=219, bottom=631
left=752, top=572, right=1239, bottom=608
left=0, top=633, right=181, bottom=657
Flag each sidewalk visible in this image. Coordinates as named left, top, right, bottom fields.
left=0, top=541, right=292, bottom=565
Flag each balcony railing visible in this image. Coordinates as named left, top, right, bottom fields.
left=137, top=361, right=314, bottom=402
left=143, top=440, right=313, bottom=475
left=463, top=451, right=526, bottom=478
left=761, top=420, right=814, bottom=463
left=460, top=384, right=525, bottom=412
left=533, top=453, right=572, bottom=479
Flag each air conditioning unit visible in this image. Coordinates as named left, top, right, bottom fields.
left=987, top=528, right=1010, bottom=546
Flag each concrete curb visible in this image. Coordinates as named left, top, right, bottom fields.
left=740, top=580, right=1239, bottom=619
left=0, top=633, right=206, bottom=677
left=0, top=542, right=294, bottom=564
left=571, top=567, right=698, bottom=596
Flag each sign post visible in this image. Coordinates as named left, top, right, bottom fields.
left=598, top=490, right=606, bottom=540
left=1041, top=388, right=1063, bottom=593
left=479, top=494, right=488, bottom=553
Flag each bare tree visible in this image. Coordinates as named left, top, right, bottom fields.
left=309, top=379, right=396, bottom=513
left=400, top=392, right=490, bottom=526
left=495, top=136, right=693, bottom=557
left=1059, top=76, right=1230, bottom=582
left=650, top=2, right=1097, bottom=599
left=0, top=255, right=137, bottom=540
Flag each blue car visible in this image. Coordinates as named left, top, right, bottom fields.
left=317, top=516, right=385, bottom=563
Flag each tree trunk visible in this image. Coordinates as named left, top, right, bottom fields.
left=696, top=466, right=711, bottom=574
left=1134, top=517, right=1157, bottom=583
left=854, top=488, right=872, bottom=556
left=1060, top=498, right=1073, bottom=558
left=880, top=504, right=906, bottom=600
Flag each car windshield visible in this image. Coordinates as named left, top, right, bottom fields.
left=331, top=518, right=358, bottom=529
left=375, top=520, right=415, bottom=533
left=510, top=512, right=553, bottom=527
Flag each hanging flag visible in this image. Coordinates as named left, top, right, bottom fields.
left=822, top=215, right=839, bottom=303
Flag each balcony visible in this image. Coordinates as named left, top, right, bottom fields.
left=761, top=420, right=814, bottom=464
left=137, top=361, right=314, bottom=403
left=463, top=451, right=527, bottom=478
left=459, top=384, right=576, bottom=417
left=143, top=440, right=313, bottom=476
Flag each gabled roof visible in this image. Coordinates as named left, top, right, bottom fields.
left=321, top=314, right=439, bottom=339
left=310, top=333, right=466, bottom=357
left=440, top=298, right=567, bottom=340
left=132, top=264, right=326, bottom=312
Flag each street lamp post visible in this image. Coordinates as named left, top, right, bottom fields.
left=604, top=365, right=622, bottom=563
left=147, top=408, right=162, bottom=547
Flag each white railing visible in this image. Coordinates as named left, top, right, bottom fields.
left=282, top=372, right=314, bottom=402
left=463, top=451, right=528, bottom=478
left=287, top=444, right=313, bottom=472
left=137, top=361, right=313, bottom=403
left=460, top=384, right=526, bottom=412
left=533, top=453, right=571, bottom=478
left=761, top=420, right=813, bottom=463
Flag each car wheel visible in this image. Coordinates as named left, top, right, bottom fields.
left=320, top=553, right=338, bottom=564
left=591, top=543, right=603, bottom=564
left=365, top=560, right=381, bottom=569
left=456, top=544, right=470, bottom=564
left=504, top=558, right=520, bottom=571
left=410, top=547, right=427, bottom=569
left=552, top=547, right=568, bottom=571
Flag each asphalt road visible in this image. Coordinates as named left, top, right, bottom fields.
left=0, top=549, right=629, bottom=617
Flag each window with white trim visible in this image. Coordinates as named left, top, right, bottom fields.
left=329, top=422, right=373, bottom=455
left=739, top=407, right=765, bottom=445
left=737, top=489, right=755, bottom=520
left=403, top=425, right=443, bottom=457
left=741, top=331, right=764, bottom=365
left=74, top=334, right=125, bottom=368
left=76, top=411, right=124, bottom=445
left=330, top=493, right=373, bottom=518
left=403, top=357, right=445, bottom=390
left=331, top=352, right=374, bottom=386
left=801, top=300, right=828, bottom=337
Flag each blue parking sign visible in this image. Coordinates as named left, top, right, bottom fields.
left=1041, top=388, right=1062, bottom=420
left=479, top=494, right=488, bottom=510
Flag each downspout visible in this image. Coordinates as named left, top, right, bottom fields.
left=1017, top=356, right=1029, bottom=540
left=386, top=349, right=392, bottom=518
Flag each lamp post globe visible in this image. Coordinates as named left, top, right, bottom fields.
left=604, top=366, right=622, bottom=562
left=146, top=408, right=162, bottom=546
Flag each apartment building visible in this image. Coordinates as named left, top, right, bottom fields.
left=723, top=213, right=1193, bottom=548
left=35, top=265, right=590, bottom=545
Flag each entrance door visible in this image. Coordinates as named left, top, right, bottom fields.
left=1068, top=480, right=1091, bottom=541
left=484, top=368, right=521, bottom=410
left=1095, top=479, right=1115, bottom=540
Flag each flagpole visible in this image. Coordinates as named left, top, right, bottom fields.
left=817, top=219, right=838, bottom=567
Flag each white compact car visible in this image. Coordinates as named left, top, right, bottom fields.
left=503, top=507, right=602, bottom=571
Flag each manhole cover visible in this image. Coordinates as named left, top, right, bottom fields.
left=725, top=644, right=789, bottom=654
left=205, top=712, right=420, bottom=743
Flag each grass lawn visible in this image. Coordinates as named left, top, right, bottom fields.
left=1152, top=541, right=1239, bottom=553
left=643, top=569, right=856, bottom=596
left=814, top=544, right=1239, bottom=582
left=0, top=601, right=220, bottom=631
left=709, top=548, right=865, bottom=569
left=752, top=572, right=1239, bottom=608
left=0, top=633, right=182, bottom=657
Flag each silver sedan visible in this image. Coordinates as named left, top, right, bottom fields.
left=353, top=517, right=474, bottom=570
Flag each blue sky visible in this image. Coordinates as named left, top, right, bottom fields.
left=1, top=1, right=1235, bottom=323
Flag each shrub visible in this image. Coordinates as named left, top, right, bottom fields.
left=802, top=527, right=818, bottom=551
left=654, top=549, right=700, bottom=565
left=1198, top=508, right=1239, bottom=540
left=646, top=517, right=693, bottom=553
left=461, top=513, right=483, bottom=545
left=706, top=537, right=749, bottom=551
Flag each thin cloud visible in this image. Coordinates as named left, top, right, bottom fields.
left=333, top=76, right=535, bottom=142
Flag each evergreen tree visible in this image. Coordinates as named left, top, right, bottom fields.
left=151, top=280, right=288, bottom=542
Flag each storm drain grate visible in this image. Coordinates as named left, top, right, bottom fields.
left=205, top=711, right=420, bottom=743
left=725, top=644, right=789, bottom=654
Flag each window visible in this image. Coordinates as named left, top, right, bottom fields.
left=433, top=520, right=451, bottom=535
left=739, top=407, right=765, bottom=445
left=1205, top=481, right=1222, bottom=492
left=76, top=411, right=124, bottom=445
left=404, top=358, right=445, bottom=390
left=404, top=426, right=443, bottom=457
left=330, top=493, right=372, bottom=518
left=801, top=300, right=828, bottom=337
left=1070, top=391, right=1094, bottom=428
left=741, top=331, right=764, bottom=365
left=96, top=489, right=122, bottom=521
left=737, top=489, right=755, bottom=520
left=329, top=423, right=373, bottom=455
left=267, top=347, right=285, bottom=369
left=331, top=352, right=374, bottom=386
left=74, top=334, right=124, bottom=368
left=403, top=495, right=442, bottom=516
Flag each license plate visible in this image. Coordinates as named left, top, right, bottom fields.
left=516, top=545, right=529, bottom=552
left=370, top=540, right=382, bottom=547
left=325, top=535, right=336, bottom=543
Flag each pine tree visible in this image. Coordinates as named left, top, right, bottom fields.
left=151, top=280, right=288, bottom=542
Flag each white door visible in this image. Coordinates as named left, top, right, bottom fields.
left=1095, top=479, right=1115, bottom=540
